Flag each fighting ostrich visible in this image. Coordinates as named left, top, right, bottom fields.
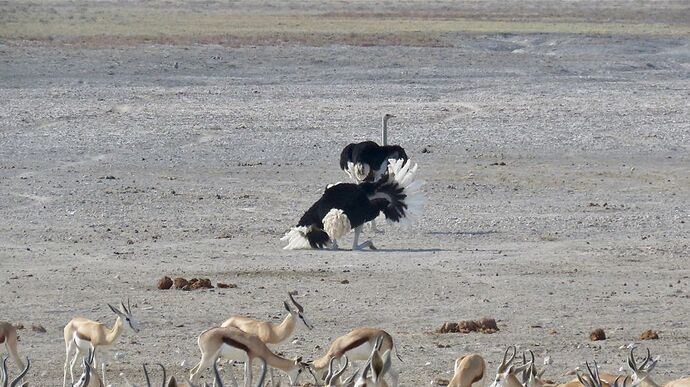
left=282, top=159, right=423, bottom=250
left=339, top=114, right=409, bottom=184
left=339, top=113, right=409, bottom=233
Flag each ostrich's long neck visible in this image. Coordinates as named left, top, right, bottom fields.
left=382, top=116, right=388, bottom=145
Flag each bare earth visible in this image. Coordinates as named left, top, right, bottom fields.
left=0, top=0, right=689, bottom=386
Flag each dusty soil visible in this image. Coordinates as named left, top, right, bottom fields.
left=0, top=0, right=689, bottom=386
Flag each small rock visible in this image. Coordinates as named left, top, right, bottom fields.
left=157, top=276, right=173, bottom=290
left=435, top=378, right=450, bottom=386
left=590, top=328, right=606, bottom=341
left=640, top=330, right=659, bottom=340
left=217, top=282, right=237, bottom=289
left=190, top=278, right=213, bottom=289
left=174, top=277, right=189, bottom=289
left=13, top=324, right=24, bottom=330
left=478, top=317, right=499, bottom=333
left=340, top=279, right=350, bottom=284
left=437, top=322, right=460, bottom=333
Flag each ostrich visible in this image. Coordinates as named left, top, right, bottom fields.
left=282, top=159, right=423, bottom=250
left=339, top=114, right=409, bottom=184
left=339, top=113, right=409, bottom=233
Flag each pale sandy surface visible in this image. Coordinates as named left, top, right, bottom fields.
left=0, top=1, right=689, bottom=386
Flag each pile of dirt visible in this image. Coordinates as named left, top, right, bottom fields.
left=437, top=318, right=499, bottom=334
left=640, top=329, right=659, bottom=340
left=590, top=328, right=606, bottom=341
left=157, top=276, right=236, bottom=291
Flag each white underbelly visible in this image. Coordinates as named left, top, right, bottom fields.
left=219, top=343, right=249, bottom=362
left=345, top=342, right=374, bottom=361
left=72, top=332, right=93, bottom=352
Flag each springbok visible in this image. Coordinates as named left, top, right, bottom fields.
left=0, top=322, right=24, bottom=371
left=576, top=362, right=645, bottom=387
left=188, top=326, right=310, bottom=386
left=627, top=348, right=661, bottom=387
left=449, top=354, right=485, bottom=387
left=1, top=355, right=30, bottom=387
left=220, top=293, right=313, bottom=344
left=665, top=378, right=690, bottom=387
left=63, top=300, right=140, bottom=387
left=311, top=328, right=400, bottom=387
left=488, top=346, right=530, bottom=387
left=354, top=338, right=392, bottom=387
left=73, top=347, right=103, bottom=387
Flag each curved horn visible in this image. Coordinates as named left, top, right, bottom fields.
left=212, top=361, right=224, bottom=387
left=1, top=356, right=8, bottom=387
left=333, top=356, right=349, bottom=381
left=288, top=293, right=304, bottom=313
left=360, top=361, right=371, bottom=381
left=628, top=348, right=638, bottom=372
left=255, top=358, right=267, bottom=387
left=585, top=361, right=602, bottom=387
left=528, top=350, right=537, bottom=375
left=9, top=358, right=30, bottom=387
left=499, top=346, right=517, bottom=373
left=638, top=349, right=652, bottom=370
left=324, top=357, right=337, bottom=384
left=128, top=298, right=132, bottom=314
left=79, top=348, right=94, bottom=387
left=143, top=364, right=152, bottom=387
left=158, top=364, right=167, bottom=387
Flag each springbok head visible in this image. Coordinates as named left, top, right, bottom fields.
left=284, top=292, right=313, bottom=330
left=108, top=298, right=140, bottom=334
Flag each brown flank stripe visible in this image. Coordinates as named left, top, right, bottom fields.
left=76, top=331, right=91, bottom=341
left=338, top=336, right=368, bottom=357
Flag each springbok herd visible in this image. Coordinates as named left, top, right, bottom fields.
left=1, top=294, right=688, bottom=387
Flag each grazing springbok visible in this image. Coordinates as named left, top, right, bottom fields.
left=220, top=293, right=313, bottom=344
left=488, top=346, right=530, bottom=387
left=63, top=300, right=140, bottom=387
left=449, top=354, right=485, bottom=387
left=188, top=326, right=310, bottom=386
left=0, top=322, right=24, bottom=371
left=1, top=355, right=30, bottom=387
left=310, top=328, right=400, bottom=387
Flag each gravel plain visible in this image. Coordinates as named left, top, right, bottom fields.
left=0, top=1, right=689, bottom=385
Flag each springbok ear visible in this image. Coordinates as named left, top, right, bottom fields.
left=283, top=301, right=293, bottom=313
left=167, top=376, right=177, bottom=387
left=108, top=303, right=123, bottom=316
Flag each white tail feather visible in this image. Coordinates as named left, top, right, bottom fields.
left=322, top=208, right=351, bottom=240
left=281, top=226, right=312, bottom=250
left=387, top=158, right=425, bottom=224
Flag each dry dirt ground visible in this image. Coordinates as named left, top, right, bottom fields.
left=0, top=1, right=689, bottom=386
